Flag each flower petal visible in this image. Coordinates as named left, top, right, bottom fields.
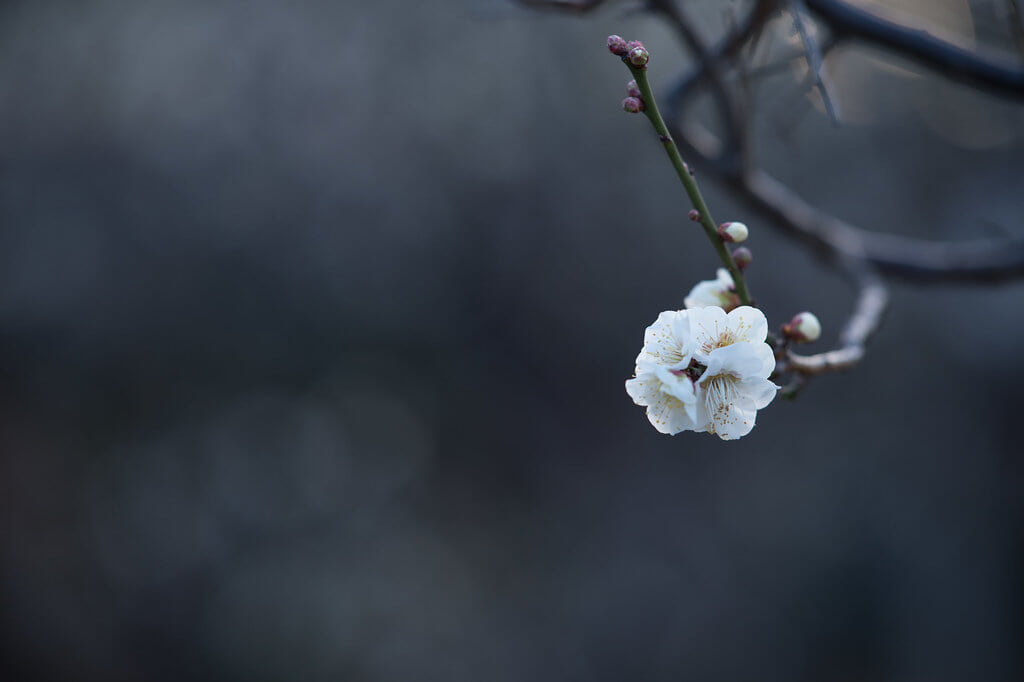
left=684, top=269, right=738, bottom=311
left=639, top=310, right=691, bottom=368
left=725, top=306, right=768, bottom=344
left=752, top=340, right=776, bottom=377
left=711, top=400, right=758, bottom=440
left=644, top=389, right=698, bottom=435
left=739, top=376, right=779, bottom=410
left=698, top=375, right=756, bottom=440
left=699, top=342, right=765, bottom=380
left=687, top=305, right=730, bottom=349
left=653, top=365, right=699, bottom=424
left=625, top=371, right=659, bottom=407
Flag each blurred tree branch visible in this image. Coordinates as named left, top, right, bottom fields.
left=804, top=0, right=1024, bottom=98
left=517, top=0, right=1024, bottom=385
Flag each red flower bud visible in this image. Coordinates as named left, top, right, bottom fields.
left=607, top=35, right=628, bottom=56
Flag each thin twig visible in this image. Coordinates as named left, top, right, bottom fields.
left=788, top=0, right=841, bottom=125
left=521, top=0, right=1024, bottom=389
left=645, top=0, right=753, bottom=174
left=741, top=170, right=1024, bottom=283
left=804, top=0, right=1024, bottom=99
left=514, top=0, right=608, bottom=12
left=659, top=114, right=1024, bottom=283
left=627, top=61, right=754, bottom=305
left=782, top=266, right=888, bottom=376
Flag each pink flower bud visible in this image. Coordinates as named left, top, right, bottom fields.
left=626, top=80, right=642, bottom=98
left=628, top=46, right=649, bottom=67
left=622, top=96, right=645, bottom=113
left=718, top=221, right=749, bottom=243
left=732, top=247, right=752, bottom=270
left=784, top=312, right=822, bottom=343
left=688, top=209, right=701, bottom=222
left=607, top=35, right=628, bottom=56
left=626, top=40, right=644, bottom=51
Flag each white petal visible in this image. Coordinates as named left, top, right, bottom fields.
left=698, top=342, right=765, bottom=380
left=739, top=376, right=779, bottom=409
left=669, top=313, right=692, bottom=353
left=625, top=372, right=659, bottom=407
left=725, top=306, right=768, bottom=344
left=698, top=374, right=758, bottom=440
left=640, top=310, right=690, bottom=368
left=644, top=389, right=698, bottom=435
left=752, top=340, right=776, bottom=377
left=687, top=305, right=730, bottom=349
left=653, top=365, right=699, bottom=424
left=684, top=269, right=737, bottom=310
left=713, top=401, right=758, bottom=440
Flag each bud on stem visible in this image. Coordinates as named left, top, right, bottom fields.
left=783, top=312, right=822, bottom=343
left=622, top=96, right=645, bottom=113
left=628, top=45, right=649, bottom=67
left=607, top=35, right=628, bottom=56
left=732, top=247, right=752, bottom=271
left=718, top=221, right=749, bottom=243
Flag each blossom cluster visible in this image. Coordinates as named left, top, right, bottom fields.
left=683, top=268, right=739, bottom=312
left=625, top=304, right=778, bottom=440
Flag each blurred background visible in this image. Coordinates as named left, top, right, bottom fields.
left=1, top=0, right=1023, bottom=680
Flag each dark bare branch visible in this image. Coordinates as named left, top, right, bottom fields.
left=804, top=0, right=1024, bottom=99
left=788, top=0, right=841, bottom=125
left=514, top=0, right=608, bottom=12
left=740, top=170, right=1024, bottom=283
left=660, top=117, right=1024, bottom=284
left=782, top=267, right=888, bottom=376
left=522, top=0, right=1024, bottom=387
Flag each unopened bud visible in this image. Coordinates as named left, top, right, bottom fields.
left=718, top=221, right=748, bottom=243
left=607, top=35, right=628, bottom=56
left=626, top=80, right=642, bottom=98
left=628, top=46, right=649, bottom=67
left=688, top=209, right=701, bottom=222
left=626, top=40, right=644, bottom=51
left=732, top=247, right=752, bottom=270
left=622, top=96, right=645, bottom=114
left=784, top=311, right=821, bottom=343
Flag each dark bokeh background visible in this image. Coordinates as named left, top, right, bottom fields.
left=1, top=1, right=1023, bottom=680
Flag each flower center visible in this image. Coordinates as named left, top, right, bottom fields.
left=703, top=373, right=740, bottom=433
left=701, top=329, right=738, bottom=354
left=662, top=346, right=686, bottom=365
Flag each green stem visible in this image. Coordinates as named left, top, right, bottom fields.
left=628, top=64, right=753, bottom=307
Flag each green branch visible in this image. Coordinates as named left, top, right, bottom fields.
left=626, top=62, right=753, bottom=307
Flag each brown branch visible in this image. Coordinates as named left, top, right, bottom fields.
left=659, top=114, right=1024, bottom=284
left=803, top=0, right=1024, bottom=99
left=788, top=0, right=841, bottom=125
left=522, top=0, right=1024, bottom=387
left=645, top=0, right=756, bottom=174
left=514, top=0, right=608, bottom=12
left=781, top=267, right=888, bottom=376
left=630, top=0, right=1024, bottom=280
left=739, top=170, right=1024, bottom=283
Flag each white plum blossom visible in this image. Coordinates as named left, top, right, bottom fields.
left=684, top=268, right=739, bottom=311
left=688, top=306, right=778, bottom=439
left=624, top=310, right=700, bottom=434
left=626, top=306, right=778, bottom=440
